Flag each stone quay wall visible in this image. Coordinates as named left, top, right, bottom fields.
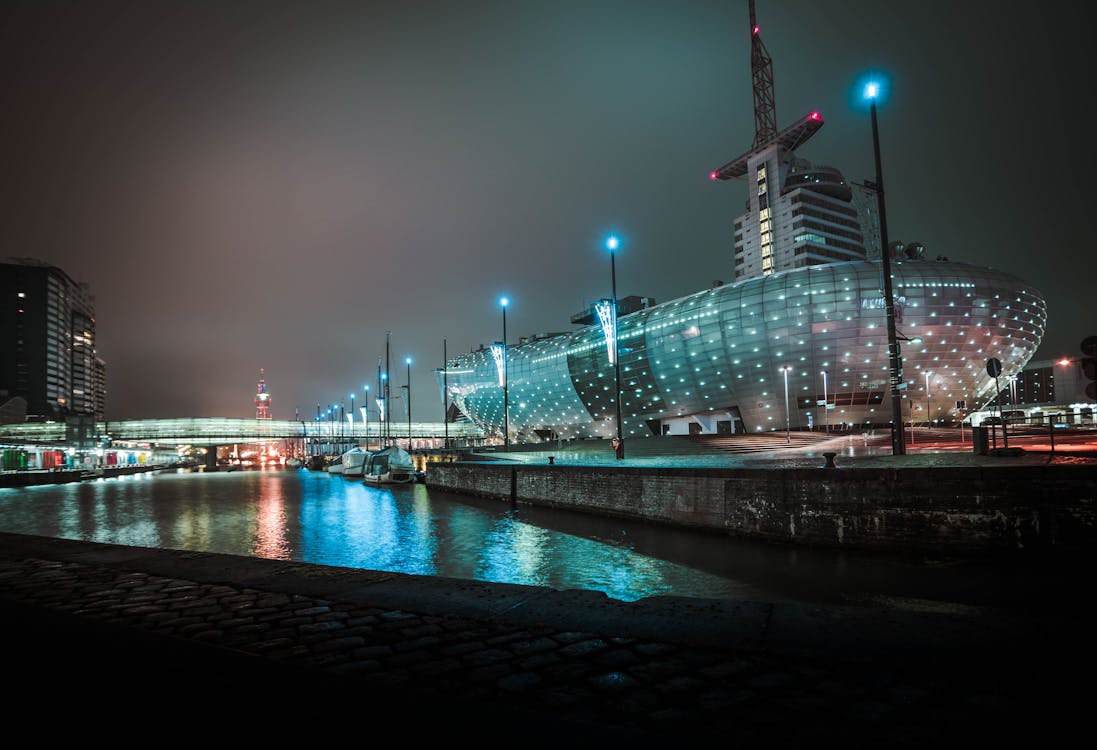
left=426, top=463, right=1097, bottom=556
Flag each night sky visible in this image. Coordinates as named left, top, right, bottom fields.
left=2, top=0, right=1091, bottom=421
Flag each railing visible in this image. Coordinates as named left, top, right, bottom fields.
left=979, top=417, right=1096, bottom=455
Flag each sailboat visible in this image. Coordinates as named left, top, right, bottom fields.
left=362, top=331, right=417, bottom=484
left=362, top=444, right=416, bottom=484
left=337, top=446, right=371, bottom=478
left=325, top=454, right=345, bottom=474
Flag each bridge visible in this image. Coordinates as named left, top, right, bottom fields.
left=0, top=417, right=488, bottom=449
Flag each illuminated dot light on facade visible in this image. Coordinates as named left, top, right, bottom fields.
left=437, top=260, right=1045, bottom=440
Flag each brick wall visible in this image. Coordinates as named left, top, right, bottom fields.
left=427, top=463, right=1097, bottom=556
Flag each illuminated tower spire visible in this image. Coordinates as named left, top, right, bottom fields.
left=748, top=0, right=777, bottom=148
left=254, top=368, right=271, bottom=420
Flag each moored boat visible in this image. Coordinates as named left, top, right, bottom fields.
left=339, top=446, right=371, bottom=478
left=362, top=445, right=416, bottom=484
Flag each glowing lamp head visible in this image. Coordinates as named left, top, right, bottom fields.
left=405, top=356, right=412, bottom=366
left=864, top=82, right=880, bottom=100
left=499, top=296, right=508, bottom=308
left=1059, top=357, right=1071, bottom=366
left=364, top=384, right=370, bottom=393
left=605, top=235, right=620, bottom=252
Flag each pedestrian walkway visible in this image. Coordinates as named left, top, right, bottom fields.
left=1, top=530, right=1091, bottom=746
left=475, top=430, right=1097, bottom=470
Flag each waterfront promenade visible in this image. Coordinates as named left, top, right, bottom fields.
left=2, top=438, right=1094, bottom=745
left=1, top=528, right=1092, bottom=746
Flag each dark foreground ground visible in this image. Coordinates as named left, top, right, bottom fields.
left=1, top=528, right=1093, bottom=748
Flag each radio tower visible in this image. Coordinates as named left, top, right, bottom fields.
left=254, top=369, right=272, bottom=420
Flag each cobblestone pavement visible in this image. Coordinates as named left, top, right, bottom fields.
left=1, top=533, right=1089, bottom=746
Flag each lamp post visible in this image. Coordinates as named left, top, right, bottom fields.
left=500, top=297, right=509, bottom=450
left=443, top=339, right=449, bottom=450
left=909, top=397, right=915, bottom=445
left=924, top=371, right=932, bottom=430
left=820, top=369, right=829, bottom=434
left=405, top=356, right=412, bottom=450
left=865, top=78, right=905, bottom=455
left=780, top=366, right=791, bottom=444
left=361, top=384, right=370, bottom=451
left=607, top=235, right=624, bottom=460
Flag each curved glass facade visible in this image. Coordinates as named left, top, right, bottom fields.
left=439, top=258, right=1046, bottom=441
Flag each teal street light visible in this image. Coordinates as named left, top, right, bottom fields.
left=405, top=356, right=413, bottom=450
left=500, top=296, right=510, bottom=450
left=606, top=234, right=624, bottom=460
left=864, top=77, right=905, bottom=456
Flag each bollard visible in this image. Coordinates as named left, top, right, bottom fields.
left=823, top=451, right=837, bottom=468
left=548, top=456, right=555, bottom=465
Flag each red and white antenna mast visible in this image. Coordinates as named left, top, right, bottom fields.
left=254, top=369, right=272, bottom=420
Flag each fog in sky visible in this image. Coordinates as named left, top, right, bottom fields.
left=2, top=0, right=1091, bottom=420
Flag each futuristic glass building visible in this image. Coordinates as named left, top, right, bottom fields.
left=440, top=259, right=1044, bottom=440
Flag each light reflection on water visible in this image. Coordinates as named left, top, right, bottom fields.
left=0, top=468, right=764, bottom=602
left=1, top=467, right=1088, bottom=612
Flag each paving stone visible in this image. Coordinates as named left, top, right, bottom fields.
left=588, top=670, right=640, bottom=692
left=559, top=638, right=608, bottom=657
left=497, top=671, right=543, bottom=692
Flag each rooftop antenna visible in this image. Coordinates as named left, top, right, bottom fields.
left=749, top=0, right=777, bottom=148
left=710, top=1, right=822, bottom=182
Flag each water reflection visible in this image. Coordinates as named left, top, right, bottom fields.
left=0, top=469, right=783, bottom=602
left=1, top=467, right=1091, bottom=612
left=255, top=473, right=289, bottom=559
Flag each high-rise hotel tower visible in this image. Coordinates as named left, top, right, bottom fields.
left=0, top=257, right=106, bottom=422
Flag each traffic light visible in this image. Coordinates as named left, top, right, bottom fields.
left=1082, top=357, right=1096, bottom=401
left=1082, top=336, right=1097, bottom=401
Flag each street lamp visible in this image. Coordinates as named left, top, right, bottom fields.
left=820, top=369, right=829, bottom=434
left=405, top=356, right=412, bottom=450
left=349, top=392, right=356, bottom=441
left=780, top=366, right=791, bottom=444
left=500, top=296, right=509, bottom=450
left=607, top=234, right=624, bottom=460
left=360, top=384, right=370, bottom=451
left=864, top=77, right=905, bottom=456
left=924, top=371, right=932, bottom=429
left=442, top=339, right=449, bottom=450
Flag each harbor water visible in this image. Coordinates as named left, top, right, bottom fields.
left=0, top=465, right=1088, bottom=615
